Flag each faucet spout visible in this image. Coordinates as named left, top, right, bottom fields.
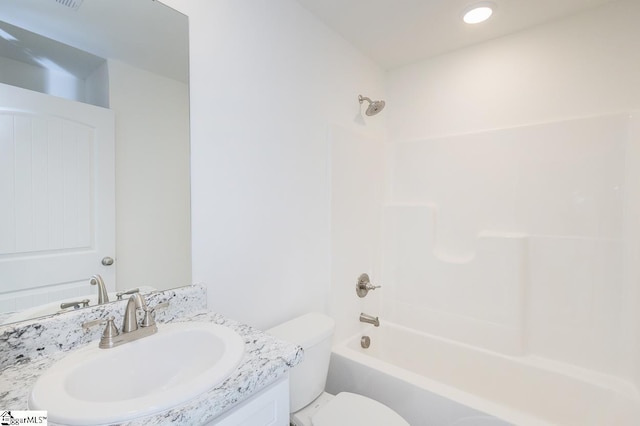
left=90, top=274, right=109, bottom=304
left=122, top=293, right=147, bottom=333
left=359, top=312, right=380, bottom=327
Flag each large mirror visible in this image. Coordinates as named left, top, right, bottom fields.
left=0, top=0, right=191, bottom=325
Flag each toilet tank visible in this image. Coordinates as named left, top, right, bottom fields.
left=267, top=313, right=335, bottom=412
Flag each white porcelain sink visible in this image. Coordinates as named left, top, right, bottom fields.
left=29, top=322, right=245, bottom=425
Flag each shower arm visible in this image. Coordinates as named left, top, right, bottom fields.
left=358, top=95, right=373, bottom=105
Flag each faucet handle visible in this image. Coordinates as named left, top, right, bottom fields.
left=141, top=307, right=155, bottom=327
left=82, top=316, right=110, bottom=330
left=141, top=301, right=170, bottom=327
left=356, top=273, right=382, bottom=298
left=81, top=316, right=121, bottom=349
left=102, top=317, right=119, bottom=339
left=153, top=301, right=170, bottom=311
left=60, top=299, right=90, bottom=310
left=116, top=288, right=140, bottom=300
left=99, top=317, right=121, bottom=349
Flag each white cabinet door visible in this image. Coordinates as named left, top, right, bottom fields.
left=0, top=83, right=115, bottom=296
left=207, top=376, right=290, bottom=426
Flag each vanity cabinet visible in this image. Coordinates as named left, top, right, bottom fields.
left=206, top=375, right=290, bottom=426
left=0, top=287, right=301, bottom=426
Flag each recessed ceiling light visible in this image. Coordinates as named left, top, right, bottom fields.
left=463, top=3, right=494, bottom=24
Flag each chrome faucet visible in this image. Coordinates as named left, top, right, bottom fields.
left=90, top=274, right=109, bottom=304
left=359, top=312, right=380, bottom=327
left=81, top=294, right=169, bottom=349
left=103, top=294, right=158, bottom=349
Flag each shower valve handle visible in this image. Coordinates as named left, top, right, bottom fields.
left=356, top=273, right=381, bottom=298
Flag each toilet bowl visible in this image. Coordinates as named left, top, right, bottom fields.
left=268, top=313, right=409, bottom=426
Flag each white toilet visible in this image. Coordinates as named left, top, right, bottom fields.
left=268, top=313, right=410, bottom=426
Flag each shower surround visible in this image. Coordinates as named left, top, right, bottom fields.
left=383, top=113, right=634, bottom=379
left=328, top=112, right=640, bottom=424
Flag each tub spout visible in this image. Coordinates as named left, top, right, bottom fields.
left=360, top=312, right=380, bottom=327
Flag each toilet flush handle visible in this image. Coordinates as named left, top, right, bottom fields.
left=356, top=273, right=381, bottom=298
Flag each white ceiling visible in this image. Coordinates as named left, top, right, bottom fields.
left=294, top=0, right=621, bottom=69
left=0, top=1, right=621, bottom=81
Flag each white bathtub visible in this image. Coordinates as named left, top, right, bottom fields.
left=326, top=322, right=640, bottom=426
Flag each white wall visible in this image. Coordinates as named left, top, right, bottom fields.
left=329, top=125, right=385, bottom=342
left=387, top=0, right=640, bottom=140
left=385, top=0, right=640, bottom=384
left=161, top=0, right=385, bottom=331
left=108, top=59, right=191, bottom=292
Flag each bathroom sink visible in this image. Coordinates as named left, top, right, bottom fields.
left=29, top=321, right=245, bottom=425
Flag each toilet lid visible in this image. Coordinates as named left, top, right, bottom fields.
left=312, top=392, right=410, bottom=426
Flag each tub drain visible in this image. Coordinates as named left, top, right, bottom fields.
left=361, top=335, right=371, bottom=349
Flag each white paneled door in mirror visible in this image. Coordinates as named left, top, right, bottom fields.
left=0, top=83, right=115, bottom=311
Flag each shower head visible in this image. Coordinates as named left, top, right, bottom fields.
left=358, top=94, right=386, bottom=116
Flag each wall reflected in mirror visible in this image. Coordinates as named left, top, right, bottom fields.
left=0, top=0, right=191, bottom=325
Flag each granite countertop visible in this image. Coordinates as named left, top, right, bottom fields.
left=0, top=286, right=303, bottom=425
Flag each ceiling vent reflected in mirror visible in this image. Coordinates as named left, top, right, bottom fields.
left=54, top=0, right=84, bottom=10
